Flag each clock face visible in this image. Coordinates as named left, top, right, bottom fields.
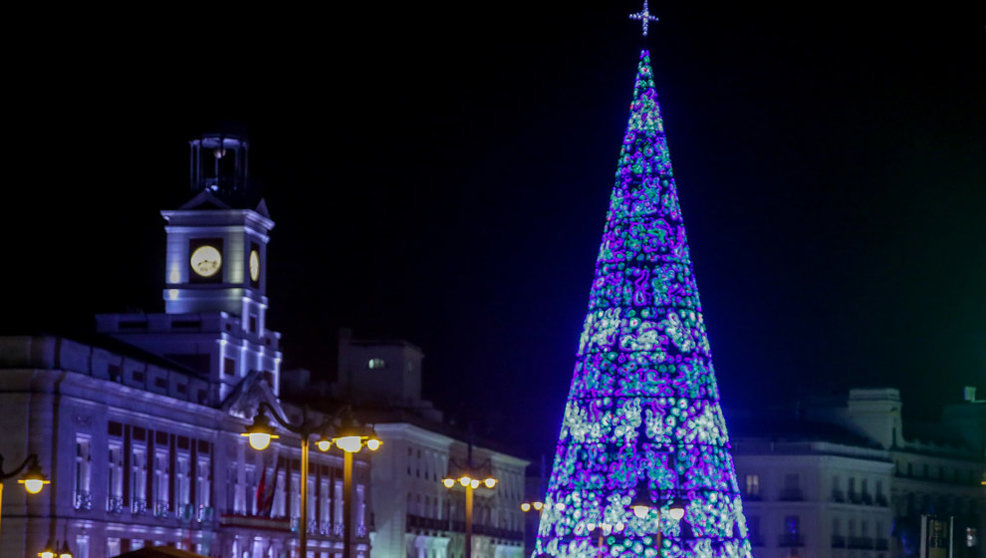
left=249, top=249, right=260, bottom=282
left=190, top=245, right=222, bottom=278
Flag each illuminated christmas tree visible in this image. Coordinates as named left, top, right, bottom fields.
left=533, top=42, right=753, bottom=558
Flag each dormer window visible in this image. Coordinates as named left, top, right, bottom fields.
left=368, top=358, right=386, bottom=370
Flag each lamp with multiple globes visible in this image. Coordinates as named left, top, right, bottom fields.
left=243, top=403, right=381, bottom=558
left=628, top=480, right=687, bottom=550
left=37, top=540, right=72, bottom=558
left=521, top=500, right=564, bottom=513
left=441, top=455, right=497, bottom=558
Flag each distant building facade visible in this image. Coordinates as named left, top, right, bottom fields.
left=285, top=330, right=529, bottom=558
left=0, top=134, right=372, bottom=558
left=732, top=387, right=985, bottom=558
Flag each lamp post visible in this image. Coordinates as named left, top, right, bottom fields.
left=0, top=453, right=49, bottom=537
left=629, top=479, right=685, bottom=553
left=441, top=447, right=497, bottom=558
left=37, top=540, right=72, bottom=558
left=587, top=520, right=624, bottom=556
left=244, top=404, right=380, bottom=558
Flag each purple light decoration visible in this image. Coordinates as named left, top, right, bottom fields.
left=533, top=50, right=753, bottom=557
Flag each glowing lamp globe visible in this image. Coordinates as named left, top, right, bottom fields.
left=334, top=435, right=363, bottom=453
left=459, top=476, right=472, bottom=487
left=443, top=478, right=455, bottom=488
left=521, top=502, right=531, bottom=512
left=315, top=438, right=332, bottom=452
left=668, top=502, right=686, bottom=521
left=247, top=433, right=272, bottom=451
left=243, top=412, right=279, bottom=451
left=19, top=464, right=49, bottom=495
left=470, top=479, right=479, bottom=489
left=532, top=501, right=543, bottom=511
left=366, top=438, right=381, bottom=451
left=58, top=542, right=73, bottom=558
left=38, top=551, right=55, bottom=558
left=483, top=477, right=497, bottom=488
left=631, top=504, right=650, bottom=519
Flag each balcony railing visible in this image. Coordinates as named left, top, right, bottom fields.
left=107, top=495, right=124, bottom=514
left=779, top=488, right=804, bottom=501
left=74, top=490, right=92, bottom=511
left=848, top=492, right=862, bottom=504
left=876, top=494, right=888, bottom=507
left=405, top=515, right=523, bottom=541
left=830, top=490, right=845, bottom=502
left=131, top=499, right=147, bottom=516
left=743, top=492, right=762, bottom=501
left=831, top=535, right=846, bottom=548
left=848, top=536, right=874, bottom=549
left=861, top=493, right=873, bottom=505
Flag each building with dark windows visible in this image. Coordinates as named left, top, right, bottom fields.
left=731, top=387, right=985, bottom=558
left=282, top=329, right=529, bottom=558
left=0, top=135, right=372, bottom=558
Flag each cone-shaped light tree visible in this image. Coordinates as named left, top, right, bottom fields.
left=533, top=48, right=753, bottom=558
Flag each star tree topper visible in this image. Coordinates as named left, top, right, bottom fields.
left=629, top=0, right=659, bottom=37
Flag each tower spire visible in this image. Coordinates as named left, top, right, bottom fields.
left=533, top=44, right=753, bottom=558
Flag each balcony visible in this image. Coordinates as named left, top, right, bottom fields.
left=831, top=535, right=846, bottom=548
left=131, top=499, right=147, bottom=516
left=220, top=513, right=292, bottom=531
left=860, top=493, right=873, bottom=505
left=74, top=490, right=92, bottom=511
left=848, top=536, right=874, bottom=550
left=779, top=488, right=804, bottom=502
left=830, top=490, right=845, bottom=503
left=875, top=494, right=889, bottom=507
left=848, top=492, right=862, bottom=504
left=106, top=495, right=124, bottom=514
left=778, top=534, right=805, bottom=547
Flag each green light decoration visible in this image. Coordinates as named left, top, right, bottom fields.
left=533, top=50, right=753, bottom=558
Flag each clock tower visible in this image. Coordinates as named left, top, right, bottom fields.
left=97, top=133, right=282, bottom=400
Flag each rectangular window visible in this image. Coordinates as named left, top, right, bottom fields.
left=224, top=357, right=236, bottom=377
left=744, top=474, right=760, bottom=497
left=131, top=445, right=147, bottom=514
left=785, top=516, right=800, bottom=535
left=74, top=436, right=92, bottom=510
left=153, top=450, right=170, bottom=516
left=176, top=454, right=191, bottom=511
left=196, top=459, right=211, bottom=510
left=107, top=442, right=124, bottom=513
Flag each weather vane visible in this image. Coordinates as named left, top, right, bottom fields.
left=629, top=0, right=659, bottom=37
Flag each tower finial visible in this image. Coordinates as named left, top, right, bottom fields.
left=629, top=0, right=659, bottom=37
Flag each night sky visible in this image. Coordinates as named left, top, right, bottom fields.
left=5, top=3, right=985, bottom=459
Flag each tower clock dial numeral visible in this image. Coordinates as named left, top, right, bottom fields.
left=190, top=245, right=222, bottom=278
left=249, top=249, right=260, bottom=282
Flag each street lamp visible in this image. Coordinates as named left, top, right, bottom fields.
left=441, top=446, right=497, bottom=558
left=38, top=540, right=72, bottom=558
left=0, top=453, right=49, bottom=536
left=244, top=404, right=381, bottom=558
left=629, top=479, right=686, bottom=551
left=587, top=520, right=624, bottom=555
left=329, top=409, right=382, bottom=558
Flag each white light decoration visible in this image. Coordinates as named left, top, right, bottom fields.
left=629, top=0, right=659, bottom=37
